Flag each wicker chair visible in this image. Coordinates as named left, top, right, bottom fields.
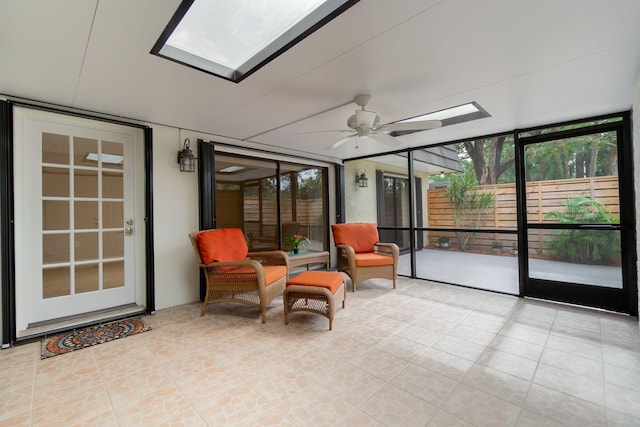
left=189, top=228, right=288, bottom=323
left=331, top=223, right=399, bottom=291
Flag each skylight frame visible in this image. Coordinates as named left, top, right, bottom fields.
left=151, top=0, right=360, bottom=83
left=391, top=101, right=491, bottom=137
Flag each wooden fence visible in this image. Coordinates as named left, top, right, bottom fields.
left=427, top=176, right=619, bottom=254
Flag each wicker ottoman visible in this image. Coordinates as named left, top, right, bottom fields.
left=283, top=271, right=346, bottom=330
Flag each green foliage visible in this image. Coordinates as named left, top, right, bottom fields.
left=445, top=171, right=494, bottom=250
left=545, top=195, right=620, bottom=264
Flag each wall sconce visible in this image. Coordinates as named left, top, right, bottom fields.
left=356, top=170, right=368, bottom=188
left=177, top=138, right=197, bottom=172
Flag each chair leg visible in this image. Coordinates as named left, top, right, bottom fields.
left=200, top=303, right=207, bottom=316
left=261, top=307, right=267, bottom=323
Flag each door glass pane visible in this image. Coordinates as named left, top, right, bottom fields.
left=42, top=133, right=69, bottom=164
left=280, top=164, right=326, bottom=252
left=43, top=201, right=69, bottom=230
left=43, top=267, right=70, bottom=298
left=75, top=169, right=98, bottom=198
left=75, top=201, right=98, bottom=229
left=73, top=137, right=98, bottom=167
left=103, top=171, right=123, bottom=198
left=75, top=232, right=98, bottom=261
left=43, top=234, right=70, bottom=264
left=103, top=202, right=124, bottom=228
left=75, top=264, right=99, bottom=293
left=103, top=231, right=124, bottom=258
left=215, top=155, right=278, bottom=250
left=102, top=140, right=124, bottom=170
left=42, top=167, right=69, bottom=197
left=104, top=261, right=124, bottom=289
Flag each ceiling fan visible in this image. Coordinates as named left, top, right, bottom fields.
left=324, top=94, right=442, bottom=150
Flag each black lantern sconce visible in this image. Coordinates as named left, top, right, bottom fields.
left=355, top=170, right=368, bottom=188
left=177, top=138, right=197, bottom=172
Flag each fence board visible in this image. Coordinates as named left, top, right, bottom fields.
left=427, top=176, right=619, bottom=253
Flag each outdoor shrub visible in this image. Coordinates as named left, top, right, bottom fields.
left=545, top=195, right=620, bottom=264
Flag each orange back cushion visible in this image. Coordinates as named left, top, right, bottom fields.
left=331, top=223, right=379, bottom=253
left=198, top=228, right=248, bottom=264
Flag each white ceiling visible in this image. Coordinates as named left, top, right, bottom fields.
left=2, top=0, right=640, bottom=163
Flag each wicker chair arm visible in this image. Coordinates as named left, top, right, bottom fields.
left=199, top=259, right=263, bottom=270
left=247, top=250, right=288, bottom=266
left=374, top=242, right=400, bottom=259
left=335, top=244, right=357, bottom=272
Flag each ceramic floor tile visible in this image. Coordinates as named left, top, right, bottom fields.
left=432, top=335, right=487, bottom=362
left=413, top=346, right=474, bottom=381
left=348, top=347, right=409, bottom=382
left=318, top=365, right=386, bottom=407
left=5, top=278, right=640, bottom=427
left=478, top=347, right=540, bottom=381
left=499, top=322, right=550, bottom=346
left=604, top=362, right=640, bottom=391
left=114, top=386, right=206, bottom=426
left=523, top=383, right=606, bottom=427
left=426, top=410, right=473, bottom=426
left=441, top=383, right=522, bottom=426
left=605, top=382, right=640, bottom=419
left=361, top=383, right=438, bottom=427
left=605, top=408, right=640, bottom=427
left=462, top=363, right=531, bottom=405
left=285, top=383, right=355, bottom=426
left=533, top=362, right=605, bottom=406
left=374, top=334, right=430, bottom=362
left=540, top=346, right=604, bottom=380
left=488, top=334, right=544, bottom=361
left=389, top=362, right=458, bottom=406
left=545, top=334, right=603, bottom=361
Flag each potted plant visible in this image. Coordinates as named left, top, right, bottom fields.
left=437, top=236, right=450, bottom=248
left=287, top=234, right=310, bottom=254
left=491, top=240, right=503, bottom=253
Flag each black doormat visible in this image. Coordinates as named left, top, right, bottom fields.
left=41, top=317, right=151, bottom=359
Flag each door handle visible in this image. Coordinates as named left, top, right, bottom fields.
left=124, top=219, right=134, bottom=236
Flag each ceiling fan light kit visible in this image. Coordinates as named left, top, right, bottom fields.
left=324, top=94, right=442, bottom=150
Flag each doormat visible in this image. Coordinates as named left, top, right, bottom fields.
left=41, top=317, right=151, bottom=359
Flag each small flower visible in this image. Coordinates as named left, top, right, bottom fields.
left=287, top=233, right=310, bottom=250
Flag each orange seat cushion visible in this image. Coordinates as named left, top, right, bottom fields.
left=354, top=252, right=394, bottom=267
left=198, top=228, right=248, bottom=264
left=331, top=223, right=379, bottom=253
left=286, top=271, right=344, bottom=294
left=263, top=266, right=288, bottom=286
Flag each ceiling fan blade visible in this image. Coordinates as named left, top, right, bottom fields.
left=325, top=134, right=356, bottom=150
left=369, top=132, right=402, bottom=147
left=295, top=129, right=355, bottom=135
left=378, top=120, right=442, bottom=132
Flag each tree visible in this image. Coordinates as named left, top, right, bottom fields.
left=460, top=135, right=515, bottom=185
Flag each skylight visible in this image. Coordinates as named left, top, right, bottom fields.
left=391, top=102, right=491, bottom=136
left=398, top=103, right=481, bottom=123
left=152, top=0, right=359, bottom=83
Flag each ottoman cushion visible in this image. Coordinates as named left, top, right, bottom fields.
left=286, top=271, right=344, bottom=294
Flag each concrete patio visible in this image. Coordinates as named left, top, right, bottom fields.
left=398, top=249, right=622, bottom=295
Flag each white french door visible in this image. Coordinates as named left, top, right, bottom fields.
left=13, top=107, right=144, bottom=333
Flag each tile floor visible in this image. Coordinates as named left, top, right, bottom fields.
left=2, top=277, right=640, bottom=426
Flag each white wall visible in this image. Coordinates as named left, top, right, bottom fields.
left=344, top=160, right=378, bottom=223
left=150, top=125, right=200, bottom=310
